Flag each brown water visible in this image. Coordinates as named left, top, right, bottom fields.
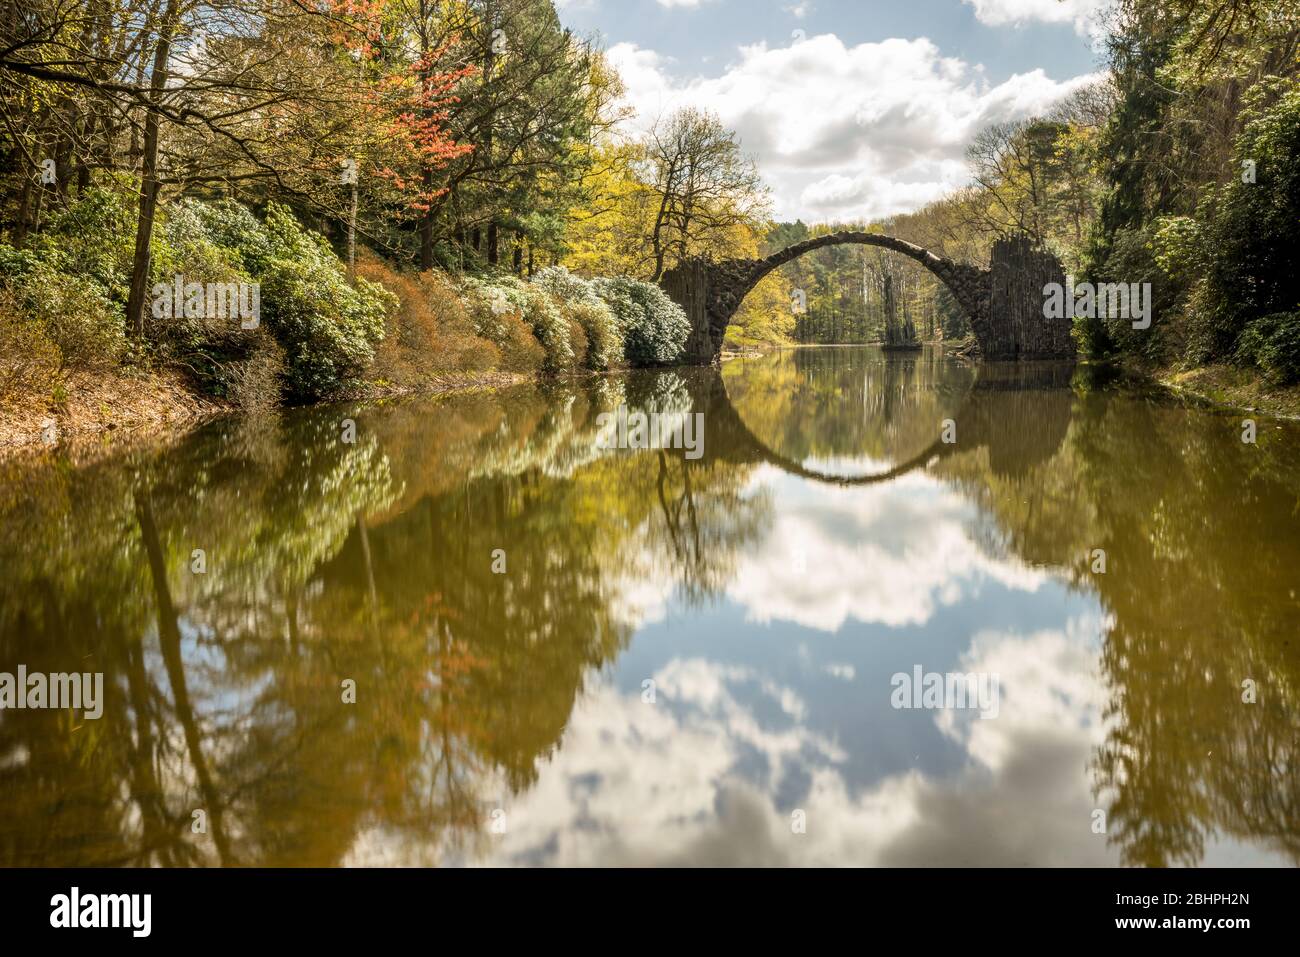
left=1, top=345, right=1297, bottom=866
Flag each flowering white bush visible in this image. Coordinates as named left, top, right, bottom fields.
left=591, top=276, right=690, bottom=367
left=464, top=274, right=574, bottom=373
left=531, top=266, right=621, bottom=370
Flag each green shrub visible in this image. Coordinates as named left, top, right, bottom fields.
left=532, top=267, right=621, bottom=370
left=188, top=199, right=278, bottom=276
left=0, top=290, right=61, bottom=399
left=0, top=191, right=131, bottom=373
left=1190, top=79, right=1300, bottom=364
left=146, top=200, right=266, bottom=396
left=467, top=274, right=575, bottom=373
left=521, top=284, right=574, bottom=374
left=1237, top=311, right=1300, bottom=385
left=591, top=276, right=689, bottom=367
left=567, top=311, right=591, bottom=369
left=263, top=203, right=339, bottom=266
left=35, top=272, right=126, bottom=370
left=158, top=200, right=247, bottom=284
left=0, top=243, right=125, bottom=371
left=579, top=299, right=622, bottom=369
left=1082, top=227, right=1176, bottom=364
left=157, top=200, right=393, bottom=400
left=259, top=258, right=393, bottom=400
left=37, top=187, right=135, bottom=300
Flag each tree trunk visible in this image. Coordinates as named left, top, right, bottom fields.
left=347, top=180, right=358, bottom=279
left=14, top=175, right=31, bottom=244
left=482, top=1, right=498, bottom=266
left=30, top=177, right=46, bottom=236
left=125, top=0, right=183, bottom=339
left=417, top=0, right=438, bottom=272
left=420, top=188, right=436, bottom=268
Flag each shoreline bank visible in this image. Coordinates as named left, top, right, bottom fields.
left=5, top=351, right=1296, bottom=463
left=1153, top=363, right=1300, bottom=421
left=0, top=368, right=533, bottom=463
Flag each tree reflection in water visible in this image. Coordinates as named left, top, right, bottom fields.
left=0, top=347, right=1296, bottom=866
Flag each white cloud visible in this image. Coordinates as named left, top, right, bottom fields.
left=595, top=465, right=1049, bottom=635
left=340, top=614, right=1295, bottom=867
left=607, top=568, right=673, bottom=629
left=800, top=171, right=958, bottom=218
left=605, top=34, right=1101, bottom=222
left=340, top=624, right=1119, bottom=866
left=725, top=470, right=1048, bottom=632
left=933, top=618, right=1110, bottom=772
left=964, top=0, right=1111, bottom=36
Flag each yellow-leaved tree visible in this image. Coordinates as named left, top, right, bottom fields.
left=562, top=139, right=657, bottom=278
left=726, top=263, right=796, bottom=349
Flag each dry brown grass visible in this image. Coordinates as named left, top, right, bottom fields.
left=0, top=368, right=229, bottom=459
left=221, top=332, right=285, bottom=413
left=357, top=255, right=504, bottom=388
left=567, top=315, right=590, bottom=370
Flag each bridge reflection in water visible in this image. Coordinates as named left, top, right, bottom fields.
left=0, top=345, right=1297, bottom=867
left=711, top=348, right=1075, bottom=485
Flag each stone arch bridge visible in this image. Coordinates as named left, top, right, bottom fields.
left=661, top=232, right=1075, bottom=364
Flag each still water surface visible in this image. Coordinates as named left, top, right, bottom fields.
left=1, top=345, right=1297, bottom=866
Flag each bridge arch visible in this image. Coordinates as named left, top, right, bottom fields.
left=661, top=232, right=1075, bottom=365
left=747, top=232, right=994, bottom=350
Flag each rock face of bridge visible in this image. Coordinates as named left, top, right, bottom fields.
left=661, top=232, right=1074, bottom=364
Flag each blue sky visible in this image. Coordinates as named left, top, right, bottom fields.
left=555, top=0, right=1110, bottom=222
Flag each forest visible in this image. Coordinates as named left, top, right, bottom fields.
left=1, top=0, right=1297, bottom=435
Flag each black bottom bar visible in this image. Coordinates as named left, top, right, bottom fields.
left=0, top=866, right=1291, bottom=944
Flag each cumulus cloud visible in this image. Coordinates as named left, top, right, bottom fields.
left=605, top=34, right=1101, bottom=222
left=964, top=0, right=1111, bottom=36
left=725, top=470, right=1048, bottom=632
left=932, top=619, right=1110, bottom=773
left=341, top=609, right=1294, bottom=866
left=588, top=464, right=1050, bottom=634
left=343, top=622, right=1123, bottom=866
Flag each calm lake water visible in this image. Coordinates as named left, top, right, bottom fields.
left=1, top=344, right=1297, bottom=866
